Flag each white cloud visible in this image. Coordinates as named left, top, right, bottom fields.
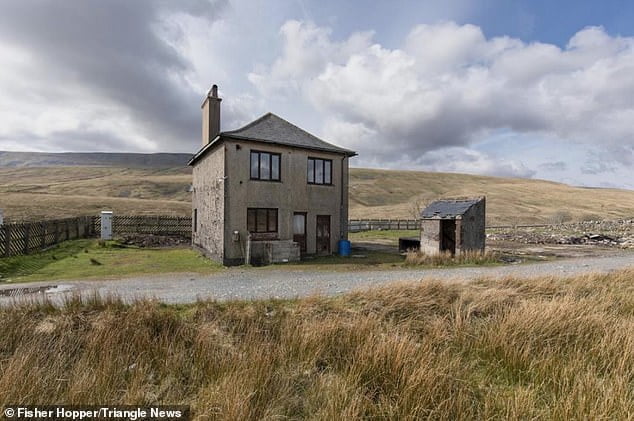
left=250, top=21, right=634, bottom=176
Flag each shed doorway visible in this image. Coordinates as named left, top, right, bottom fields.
left=440, top=220, right=456, bottom=255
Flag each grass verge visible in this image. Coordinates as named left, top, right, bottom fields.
left=1, top=270, right=634, bottom=418
left=405, top=250, right=501, bottom=267
left=0, top=239, right=222, bottom=282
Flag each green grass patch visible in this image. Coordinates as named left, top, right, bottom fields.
left=349, top=229, right=418, bottom=244
left=0, top=239, right=222, bottom=282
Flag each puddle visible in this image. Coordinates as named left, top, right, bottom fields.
left=0, top=284, right=74, bottom=297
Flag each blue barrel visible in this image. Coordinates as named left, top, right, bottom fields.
left=338, top=240, right=351, bottom=257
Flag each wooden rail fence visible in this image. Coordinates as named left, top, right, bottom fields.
left=0, top=215, right=191, bottom=258
left=0, top=216, right=95, bottom=257
left=93, top=215, right=192, bottom=237
left=348, top=219, right=420, bottom=232
left=0, top=213, right=564, bottom=259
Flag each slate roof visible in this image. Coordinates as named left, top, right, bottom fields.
left=189, top=112, right=356, bottom=165
left=421, top=198, right=483, bottom=219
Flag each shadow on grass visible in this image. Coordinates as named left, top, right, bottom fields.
left=0, top=239, right=93, bottom=281
left=287, top=250, right=406, bottom=268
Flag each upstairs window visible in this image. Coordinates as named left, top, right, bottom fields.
left=247, top=208, right=278, bottom=233
left=307, top=157, right=332, bottom=185
left=250, top=151, right=281, bottom=181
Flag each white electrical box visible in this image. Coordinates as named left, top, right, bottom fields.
left=101, top=211, right=113, bottom=240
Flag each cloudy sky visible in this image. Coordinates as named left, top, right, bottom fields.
left=1, top=0, right=633, bottom=189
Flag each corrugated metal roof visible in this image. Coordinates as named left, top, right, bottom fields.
left=421, top=198, right=483, bottom=219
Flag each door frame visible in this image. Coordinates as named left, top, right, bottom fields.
left=316, top=214, right=331, bottom=255
left=293, top=212, right=307, bottom=253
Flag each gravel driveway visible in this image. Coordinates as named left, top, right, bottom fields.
left=1, top=252, right=633, bottom=305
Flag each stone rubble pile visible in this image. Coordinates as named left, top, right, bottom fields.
left=119, top=234, right=190, bottom=248
left=487, top=219, right=634, bottom=248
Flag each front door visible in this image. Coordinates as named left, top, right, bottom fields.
left=293, top=212, right=307, bottom=253
left=316, top=215, right=331, bottom=255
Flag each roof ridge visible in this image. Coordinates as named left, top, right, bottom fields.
left=221, top=112, right=273, bottom=135
left=266, top=112, right=357, bottom=153
left=221, top=111, right=355, bottom=155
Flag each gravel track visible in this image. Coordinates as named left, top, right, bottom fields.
left=1, top=253, right=633, bottom=305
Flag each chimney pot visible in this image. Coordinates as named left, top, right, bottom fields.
left=202, top=83, right=221, bottom=147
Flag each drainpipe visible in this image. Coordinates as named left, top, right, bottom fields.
left=340, top=156, right=345, bottom=240
left=245, top=233, right=252, bottom=265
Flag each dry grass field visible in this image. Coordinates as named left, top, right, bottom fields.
left=349, top=168, right=634, bottom=224
left=2, top=165, right=634, bottom=224
left=1, top=269, right=634, bottom=419
left=0, top=167, right=191, bottom=221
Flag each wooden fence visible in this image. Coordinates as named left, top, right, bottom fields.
left=0, top=213, right=562, bottom=258
left=0, top=215, right=191, bottom=258
left=94, top=215, right=192, bottom=238
left=348, top=219, right=420, bottom=232
left=0, top=216, right=95, bottom=257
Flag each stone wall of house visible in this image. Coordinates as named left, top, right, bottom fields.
left=223, top=139, right=349, bottom=262
left=191, top=145, right=225, bottom=263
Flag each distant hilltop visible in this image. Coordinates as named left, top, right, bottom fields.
left=0, top=151, right=192, bottom=168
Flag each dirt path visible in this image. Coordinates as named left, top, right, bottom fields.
left=1, top=253, right=633, bottom=305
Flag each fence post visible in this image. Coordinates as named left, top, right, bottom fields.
left=40, top=222, right=46, bottom=249
left=3, top=224, right=9, bottom=257
left=23, top=223, right=30, bottom=254
left=65, top=220, right=70, bottom=240
left=101, top=211, right=113, bottom=240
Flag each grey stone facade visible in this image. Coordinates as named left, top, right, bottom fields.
left=189, top=86, right=356, bottom=266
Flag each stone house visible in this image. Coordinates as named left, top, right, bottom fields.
left=188, top=85, right=357, bottom=265
left=419, top=197, right=486, bottom=255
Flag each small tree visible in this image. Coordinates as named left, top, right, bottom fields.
left=549, top=210, right=573, bottom=225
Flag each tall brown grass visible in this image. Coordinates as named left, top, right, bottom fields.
left=405, top=249, right=500, bottom=266
left=1, top=270, right=634, bottom=419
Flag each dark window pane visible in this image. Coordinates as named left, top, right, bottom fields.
left=315, top=159, right=324, bottom=184
left=268, top=209, right=277, bottom=232
left=271, top=154, right=280, bottom=180
left=307, top=158, right=314, bottom=183
left=247, top=209, right=256, bottom=232
left=324, top=160, right=331, bottom=184
left=260, top=153, right=270, bottom=179
left=250, top=153, right=259, bottom=179
left=257, top=209, right=267, bottom=232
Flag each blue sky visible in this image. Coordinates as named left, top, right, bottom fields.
left=0, top=0, right=632, bottom=189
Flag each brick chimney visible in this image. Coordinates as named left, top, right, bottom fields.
left=201, top=84, right=221, bottom=147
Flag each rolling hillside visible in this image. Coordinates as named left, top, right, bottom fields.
left=0, top=151, right=190, bottom=168
left=1, top=152, right=633, bottom=224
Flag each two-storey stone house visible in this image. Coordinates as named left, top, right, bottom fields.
left=188, top=85, right=357, bottom=265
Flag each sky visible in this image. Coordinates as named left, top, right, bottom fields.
left=0, top=0, right=633, bottom=189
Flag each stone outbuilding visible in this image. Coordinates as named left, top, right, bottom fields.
left=419, top=197, right=486, bottom=255
left=188, top=85, right=357, bottom=266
